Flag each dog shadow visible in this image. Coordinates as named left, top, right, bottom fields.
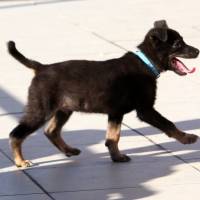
left=0, top=121, right=200, bottom=199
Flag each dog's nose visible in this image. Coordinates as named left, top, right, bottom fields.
left=195, top=48, right=200, bottom=56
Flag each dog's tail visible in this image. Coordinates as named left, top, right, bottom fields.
left=7, top=41, right=43, bottom=72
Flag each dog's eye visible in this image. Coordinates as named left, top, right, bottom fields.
left=173, top=41, right=182, bottom=49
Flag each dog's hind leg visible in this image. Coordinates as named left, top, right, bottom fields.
left=105, top=114, right=131, bottom=162
left=10, top=114, right=46, bottom=168
left=44, top=110, right=81, bottom=157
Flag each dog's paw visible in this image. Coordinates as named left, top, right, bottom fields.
left=179, top=133, right=198, bottom=144
left=65, top=148, right=81, bottom=157
left=16, top=160, right=33, bottom=168
left=111, top=154, right=131, bottom=163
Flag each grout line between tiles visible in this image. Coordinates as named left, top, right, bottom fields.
left=0, top=148, right=56, bottom=200
left=48, top=186, right=146, bottom=194
left=0, top=192, right=44, bottom=198
left=68, top=21, right=129, bottom=52
left=91, top=32, right=129, bottom=52
left=0, top=112, right=24, bottom=117
left=46, top=182, right=200, bottom=194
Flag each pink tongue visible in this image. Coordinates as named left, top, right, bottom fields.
left=176, top=59, right=196, bottom=74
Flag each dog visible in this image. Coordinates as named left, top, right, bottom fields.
left=8, top=20, right=199, bottom=168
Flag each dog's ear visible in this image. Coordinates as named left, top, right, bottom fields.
left=154, top=20, right=168, bottom=29
left=150, top=20, right=168, bottom=42
left=151, top=28, right=168, bottom=42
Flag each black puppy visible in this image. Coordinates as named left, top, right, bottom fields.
left=8, top=20, right=199, bottom=168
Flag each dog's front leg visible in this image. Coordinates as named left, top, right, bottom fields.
left=105, top=114, right=131, bottom=162
left=137, top=108, right=198, bottom=144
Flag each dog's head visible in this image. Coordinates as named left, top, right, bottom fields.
left=140, top=20, right=199, bottom=75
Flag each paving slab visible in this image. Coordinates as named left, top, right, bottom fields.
left=0, top=194, right=51, bottom=200
left=51, top=184, right=200, bottom=200
left=0, top=152, right=44, bottom=196
left=26, top=158, right=196, bottom=192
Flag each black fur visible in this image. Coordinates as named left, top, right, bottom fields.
left=8, top=20, right=199, bottom=166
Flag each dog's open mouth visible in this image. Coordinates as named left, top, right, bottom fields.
left=171, top=57, right=196, bottom=76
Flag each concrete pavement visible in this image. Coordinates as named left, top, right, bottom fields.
left=0, top=0, right=200, bottom=199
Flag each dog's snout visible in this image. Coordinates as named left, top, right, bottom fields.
left=186, top=46, right=200, bottom=58
left=191, top=48, right=200, bottom=58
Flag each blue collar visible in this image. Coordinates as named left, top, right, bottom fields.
left=134, top=49, right=160, bottom=78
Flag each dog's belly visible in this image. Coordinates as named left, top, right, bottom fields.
left=61, top=96, right=102, bottom=112
left=61, top=95, right=135, bottom=114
